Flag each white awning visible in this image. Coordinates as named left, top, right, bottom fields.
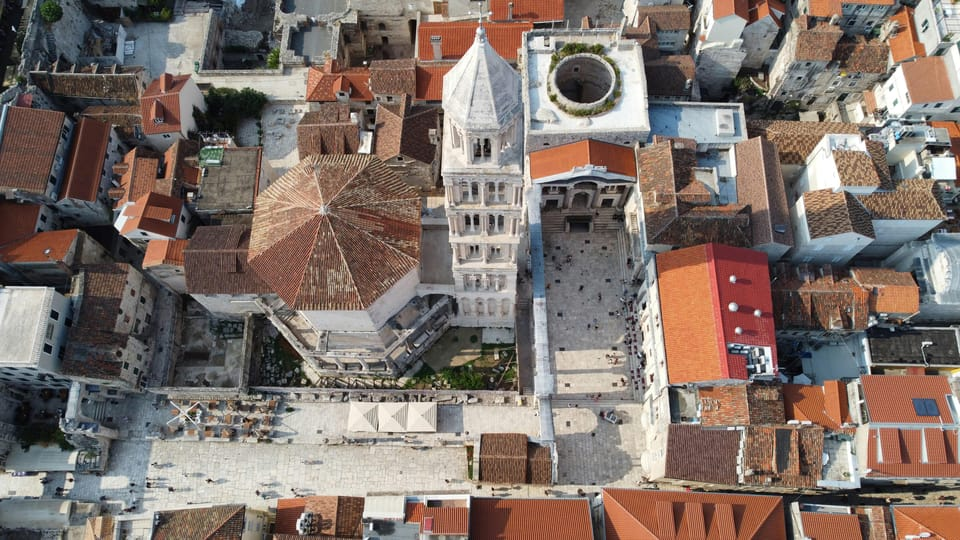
left=377, top=402, right=407, bottom=433
left=347, top=402, right=379, bottom=432
left=405, top=402, right=437, bottom=432
left=362, top=495, right=407, bottom=520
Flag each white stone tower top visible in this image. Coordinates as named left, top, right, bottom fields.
left=442, top=24, right=522, bottom=133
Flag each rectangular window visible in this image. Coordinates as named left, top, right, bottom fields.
left=43, top=343, right=53, bottom=354
left=122, top=362, right=130, bottom=370
left=922, top=19, right=930, bottom=32
left=50, top=310, right=59, bottom=321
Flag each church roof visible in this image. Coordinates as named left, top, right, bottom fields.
left=442, top=26, right=522, bottom=132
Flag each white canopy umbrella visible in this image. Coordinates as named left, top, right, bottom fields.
left=347, top=402, right=379, bottom=432
left=377, top=402, right=408, bottom=432
left=405, top=402, right=438, bottom=432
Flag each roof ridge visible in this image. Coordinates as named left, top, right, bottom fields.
left=602, top=489, right=659, bottom=537
left=203, top=505, right=245, bottom=540
left=323, top=155, right=366, bottom=204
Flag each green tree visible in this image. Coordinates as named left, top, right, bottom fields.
left=39, top=0, right=63, bottom=23
left=267, top=48, right=280, bottom=69
left=199, top=86, right=269, bottom=133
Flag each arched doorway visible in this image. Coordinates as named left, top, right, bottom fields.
left=572, top=192, right=590, bottom=208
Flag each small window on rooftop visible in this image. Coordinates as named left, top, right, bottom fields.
left=912, top=398, right=940, bottom=417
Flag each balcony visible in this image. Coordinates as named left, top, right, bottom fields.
left=935, top=0, right=960, bottom=39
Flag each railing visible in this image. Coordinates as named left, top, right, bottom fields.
left=936, top=0, right=960, bottom=37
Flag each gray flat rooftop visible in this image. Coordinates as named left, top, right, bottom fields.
left=194, top=147, right=262, bottom=215
left=0, top=287, right=50, bottom=367
left=420, top=228, right=454, bottom=285
left=867, top=327, right=960, bottom=366
left=647, top=101, right=747, bottom=147
left=281, top=0, right=347, bottom=16
left=291, top=25, right=336, bottom=63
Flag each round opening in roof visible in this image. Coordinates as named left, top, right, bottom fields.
left=548, top=52, right=619, bottom=116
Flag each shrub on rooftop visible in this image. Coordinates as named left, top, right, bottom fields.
left=267, top=48, right=280, bottom=69
left=39, top=0, right=63, bottom=23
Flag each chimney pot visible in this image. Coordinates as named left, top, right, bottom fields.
left=430, top=35, right=443, bottom=61
left=508, top=1, right=514, bottom=20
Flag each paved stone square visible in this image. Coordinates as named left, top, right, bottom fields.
left=123, top=16, right=210, bottom=79
left=543, top=231, right=636, bottom=400
left=553, top=404, right=648, bottom=486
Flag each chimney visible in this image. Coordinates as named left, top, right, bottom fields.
left=159, top=73, right=170, bottom=92
left=508, top=1, right=514, bottom=20
left=430, top=35, right=442, bottom=61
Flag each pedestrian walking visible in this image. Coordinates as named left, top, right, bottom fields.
left=255, top=490, right=261, bottom=496
left=151, top=462, right=159, bottom=467
left=168, top=487, right=175, bottom=492
left=206, top=478, right=214, bottom=484
left=129, top=483, right=136, bottom=487
left=578, top=285, right=584, bottom=292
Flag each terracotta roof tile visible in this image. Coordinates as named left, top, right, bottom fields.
left=888, top=8, right=925, bottom=64
left=699, top=383, right=786, bottom=426
left=81, top=104, right=143, bottom=144
left=657, top=244, right=777, bottom=384
left=801, top=189, right=875, bottom=239
left=529, top=139, right=636, bottom=180
left=861, top=375, right=955, bottom=424
left=479, top=433, right=528, bottom=484
left=771, top=264, right=872, bottom=331
left=0, top=228, right=78, bottom=263
left=891, top=506, right=960, bottom=539
left=60, top=263, right=136, bottom=381
left=490, top=0, right=564, bottom=22
left=795, top=17, right=843, bottom=62
left=849, top=267, right=919, bottom=314
left=61, top=117, right=110, bottom=202
left=903, top=56, right=957, bottom=104
left=834, top=36, right=890, bottom=74
left=0, top=106, right=66, bottom=195
left=665, top=424, right=742, bottom=484
left=866, top=426, right=960, bottom=479
left=603, top=488, right=787, bottom=540
left=644, top=55, right=696, bottom=98
left=184, top=225, right=272, bottom=295
left=714, top=0, right=751, bottom=20
left=112, top=146, right=162, bottom=208
left=274, top=496, right=364, bottom=537
left=141, top=73, right=192, bottom=135
left=248, top=155, right=420, bottom=311
left=783, top=381, right=851, bottom=431
left=470, top=498, right=593, bottom=540
left=746, top=120, right=863, bottom=165
left=417, top=21, right=532, bottom=62
left=0, top=200, right=42, bottom=246
left=369, top=58, right=417, bottom=96
left=742, top=425, right=824, bottom=488
left=119, top=192, right=182, bottom=237
left=373, top=96, right=439, bottom=165
left=639, top=139, right=753, bottom=248
left=415, top=63, right=453, bottom=101
left=152, top=504, right=246, bottom=540
left=297, top=103, right=360, bottom=157
left=734, top=137, right=794, bottom=248
left=635, top=5, right=692, bottom=31
left=421, top=507, right=468, bottom=535
left=143, top=239, right=188, bottom=267
left=857, top=179, right=946, bottom=221
left=29, top=63, right=145, bottom=103
left=833, top=150, right=882, bottom=188
left=306, top=62, right=373, bottom=103
left=405, top=502, right=424, bottom=523
left=800, top=512, right=863, bottom=540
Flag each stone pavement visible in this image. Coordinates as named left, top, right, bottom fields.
left=123, top=17, right=209, bottom=79
left=543, top=231, right=635, bottom=400
left=553, top=404, right=648, bottom=486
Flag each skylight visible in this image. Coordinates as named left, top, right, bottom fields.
left=912, top=398, right=940, bottom=417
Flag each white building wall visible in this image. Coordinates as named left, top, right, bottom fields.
left=741, top=18, right=779, bottom=69
left=790, top=197, right=873, bottom=264
left=915, top=0, right=942, bottom=55
left=860, top=219, right=944, bottom=258
left=192, top=294, right=263, bottom=318
left=0, top=287, right=72, bottom=389
left=301, top=269, right=419, bottom=333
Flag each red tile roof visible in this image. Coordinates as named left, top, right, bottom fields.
left=417, top=21, right=533, bottom=62
left=185, top=225, right=273, bottom=295
left=469, top=498, right=593, bottom=540
left=800, top=512, right=863, bottom=540
left=0, top=228, right=79, bottom=264
left=490, top=0, right=564, bottom=22
left=248, top=155, right=420, bottom=311
left=666, top=424, right=742, bottom=484
left=421, top=507, right=468, bottom=535
left=892, top=506, right=960, bottom=539
left=141, top=73, right=192, bottom=135
left=603, top=488, right=787, bottom=540
left=849, top=267, right=920, bottom=315
left=142, top=239, right=188, bottom=267
left=866, top=426, right=960, bottom=479
left=931, top=121, right=960, bottom=181
left=656, top=243, right=777, bottom=384
left=698, top=383, right=786, bottom=426
left=113, top=146, right=161, bottom=208
left=714, top=0, right=751, bottom=20
left=306, top=60, right=373, bottom=102
left=0, top=200, right=42, bottom=246
left=0, top=106, right=66, bottom=195
left=888, top=7, right=925, bottom=64
left=274, top=496, right=364, bottom=537
left=861, top=375, right=955, bottom=424
left=61, top=117, right=110, bottom=202
left=405, top=502, right=425, bottom=523
left=782, top=381, right=851, bottom=431
left=903, top=56, right=957, bottom=105
left=528, top=139, right=636, bottom=180
left=119, top=192, right=183, bottom=238
left=152, top=504, right=246, bottom=540
left=415, top=63, right=454, bottom=101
